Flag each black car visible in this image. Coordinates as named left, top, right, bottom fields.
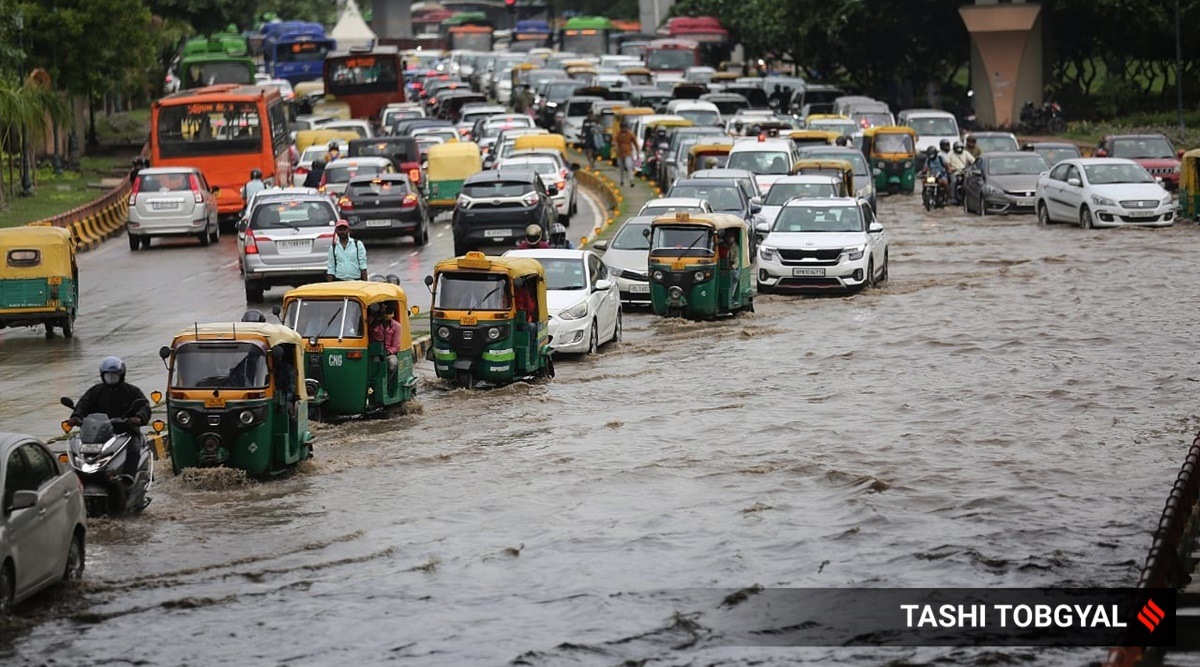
left=391, top=118, right=455, bottom=138
left=337, top=175, right=430, bottom=244
left=452, top=169, right=558, bottom=255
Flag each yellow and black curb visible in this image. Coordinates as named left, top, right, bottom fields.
left=26, top=178, right=131, bottom=253
left=412, top=335, right=431, bottom=362
left=575, top=167, right=623, bottom=248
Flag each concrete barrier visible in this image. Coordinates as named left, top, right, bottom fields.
left=576, top=168, right=622, bottom=248
left=26, top=172, right=131, bottom=253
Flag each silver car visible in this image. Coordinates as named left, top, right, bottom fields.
left=1, top=432, right=87, bottom=613
left=127, top=167, right=220, bottom=250
left=239, top=194, right=340, bottom=302
left=320, top=157, right=395, bottom=197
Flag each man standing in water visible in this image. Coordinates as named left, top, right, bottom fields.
left=327, top=220, right=368, bottom=281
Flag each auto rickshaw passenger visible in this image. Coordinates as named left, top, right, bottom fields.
left=370, top=303, right=403, bottom=383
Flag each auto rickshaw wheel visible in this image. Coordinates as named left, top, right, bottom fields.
left=61, top=315, right=73, bottom=339
left=455, top=370, right=475, bottom=389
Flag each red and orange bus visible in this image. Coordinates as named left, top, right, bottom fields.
left=151, top=84, right=292, bottom=218
left=323, top=45, right=406, bottom=121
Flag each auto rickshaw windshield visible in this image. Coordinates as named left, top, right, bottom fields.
left=173, top=342, right=270, bottom=389
left=434, top=274, right=511, bottom=310
left=651, top=226, right=713, bottom=256
left=283, top=298, right=364, bottom=339
left=874, top=133, right=915, bottom=153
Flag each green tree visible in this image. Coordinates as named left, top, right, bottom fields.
left=0, top=71, right=68, bottom=203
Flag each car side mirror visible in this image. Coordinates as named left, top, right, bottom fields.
left=1067, top=177, right=1081, bottom=187
left=1178, top=149, right=1186, bottom=159
left=869, top=221, right=884, bottom=234
left=237, top=219, right=248, bottom=232
left=1155, top=176, right=1164, bottom=185
left=594, top=279, right=613, bottom=291
left=271, top=304, right=282, bottom=317
left=750, top=196, right=762, bottom=206
left=754, top=221, right=770, bottom=233
left=8, top=490, right=37, bottom=513
left=591, top=240, right=608, bottom=251
left=750, top=203, right=762, bottom=214
left=1095, top=148, right=1108, bottom=158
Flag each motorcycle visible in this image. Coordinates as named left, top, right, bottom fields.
left=59, top=397, right=153, bottom=517
left=922, top=174, right=947, bottom=211
left=1019, top=100, right=1067, bottom=135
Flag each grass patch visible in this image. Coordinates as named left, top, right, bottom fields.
left=95, top=109, right=151, bottom=144
left=0, top=156, right=125, bottom=228
left=1062, top=113, right=1200, bottom=149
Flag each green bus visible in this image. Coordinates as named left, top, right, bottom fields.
left=179, top=33, right=256, bottom=89
left=559, top=16, right=614, bottom=55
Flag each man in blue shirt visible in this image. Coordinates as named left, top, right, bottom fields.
left=327, top=220, right=368, bottom=281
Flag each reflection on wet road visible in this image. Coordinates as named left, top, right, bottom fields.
left=2, top=194, right=1195, bottom=665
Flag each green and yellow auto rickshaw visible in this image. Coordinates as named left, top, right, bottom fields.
left=279, top=281, right=419, bottom=418
left=861, top=126, right=918, bottom=194
left=791, top=159, right=855, bottom=196
left=1179, top=148, right=1200, bottom=220
left=0, top=226, right=78, bottom=339
left=424, top=252, right=553, bottom=389
left=789, top=129, right=842, bottom=149
left=426, top=141, right=482, bottom=212
left=158, top=323, right=314, bottom=477
left=647, top=212, right=754, bottom=319
left=686, top=142, right=734, bottom=175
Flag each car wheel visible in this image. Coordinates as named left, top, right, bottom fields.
left=863, top=259, right=875, bottom=290
left=0, top=562, right=12, bottom=615
left=416, top=221, right=430, bottom=246
left=197, top=227, right=211, bottom=247
left=140, top=235, right=151, bottom=249
left=963, top=191, right=972, bottom=214
left=586, top=319, right=598, bottom=355
left=63, top=532, right=84, bottom=581
left=880, top=251, right=889, bottom=282
left=209, top=222, right=220, bottom=243
left=1037, top=201, right=1051, bottom=226
left=244, top=281, right=264, bottom=303
left=453, top=239, right=468, bottom=256
left=610, top=309, right=622, bottom=344
left=569, top=194, right=577, bottom=216
left=127, top=234, right=139, bottom=252
left=1080, top=206, right=1093, bottom=229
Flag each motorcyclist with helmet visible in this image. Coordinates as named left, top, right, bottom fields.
left=547, top=223, right=573, bottom=249
left=919, top=146, right=950, bottom=206
left=241, top=309, right=267, bottom=323
left=516, top=224, right=550, bottom=249
left=241, top=168, right=266, bottom=210
left=65, top=357, right=152, bottom=485
left=937, top=139, right=953, bottom=167
left=946, top=141, right=976, bottom=205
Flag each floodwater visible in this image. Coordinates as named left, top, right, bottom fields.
left=1, top=194, right=1193, bottom=665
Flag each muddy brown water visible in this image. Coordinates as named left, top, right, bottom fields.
left=1, top=195, right=1194, bottom=665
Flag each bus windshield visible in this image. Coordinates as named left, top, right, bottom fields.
left=646, top=49, right=695, bottom=71
left=156, top=101, right=262, bottom=159
left=326, top=56, right=401, bottom=96
left=561, top=31, right=606, bottom=55
left=182, top=61, right=253, bottom=88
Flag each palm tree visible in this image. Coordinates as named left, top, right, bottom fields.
left=0, top=69, right=69, bottom=206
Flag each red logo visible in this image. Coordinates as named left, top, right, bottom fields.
left=1137, top=599, right=1165, bottom=632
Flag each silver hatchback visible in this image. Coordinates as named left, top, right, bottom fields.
left=239, top=195, right=340, bottom=302
left=319, top=157, right=395, bottom=197
left=1, top=432, right=87, bottom=613
left=127, top=167, right=220, bottom=250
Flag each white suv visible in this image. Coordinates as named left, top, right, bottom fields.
left=726, top=137, right=800, bottom=194
left=756, top=198, right=889, bottom=293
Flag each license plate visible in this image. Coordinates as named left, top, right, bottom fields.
left=1016, top=197, right=1034, bottom=207
left=1125, top=209, right=1156, bottom=218
left=366, top=219, right=394, bottom=227
left=793, top=267, right=825, bottom=277
left=484, top=229, right=510, bottom=238
left=150, top=200, right=179, bottom=210
left=80, top=443, right=103, bottom=454
left=276, top=239, right=311, bottom=252
left=630, top=284, right=650, bottom=293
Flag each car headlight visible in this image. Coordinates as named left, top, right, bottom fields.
left=437, top=326, right=451, bottom=339
left=560, top=302, right=589, bottom=320
left=1162, top=195, right=1174, bottom=206
left=846, top=245, right=866, bottom=261
left=1091, top=193, right=1116, bottom=207
left=487, top=326, right=501, bottom=340
left=456, top=194, right=470, bottom=208
left=759, top=245, right=776, bottom=261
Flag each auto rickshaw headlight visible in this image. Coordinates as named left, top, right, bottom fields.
left=487, top=327, right=501, bottom=340
left=652, top=270, right=663, bottom=281
left=876, top=161, right=885, bottom=169
left=176, top=410, right=192, bottom=427
left=903, top=161, right=912, bottom=169
left=693, top=270, right=706, bottom=282
left=437, top=326, right=451, bottom=339
left=239, top=410, right=255, bottom=425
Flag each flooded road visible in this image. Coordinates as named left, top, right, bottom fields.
left=2, top=193, right=1194, bottom=665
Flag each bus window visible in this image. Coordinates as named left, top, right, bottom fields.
left=327, top=57, right=399, bottom=95
left=156, top=101, right=262, bottom=158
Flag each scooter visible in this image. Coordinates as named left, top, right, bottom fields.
left=59, top=397, right=153, bottom=517
left=922, top=174, right=947, bottom=211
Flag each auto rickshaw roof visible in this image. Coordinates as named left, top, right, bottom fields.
left=689, top=142, right=734, bottom=154
left=171, top=322, right=303, bottom=348
left=650, top=211, right=747, bottom=231
left=513, top=134, right=567, bottom=154
left=426, top=141, right=482, bottom=161
left=512, top=62, right=540, bottom=71
left=0, top=226, right=75, bottom=274
left=295, top=129, right=360, bottom=151
left=435, top=252, right=546, bottom=279
left=283, top=281, right=409, bottom=307
left=863, top=125, right=918, bottom=137
left=790, top=130, right=842, bottom=140
left=646, top=118, right=694, bottom=129
left=614, top=107, right=654, bottom=117
left=792, top=158, right=855, bottom=173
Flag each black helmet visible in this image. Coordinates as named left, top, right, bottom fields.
left=525, top=223, right=542, bottom=244
left=926, top=146, right=939, bottom=157
left=835, top=136, right=849, bottom=146
left=241, top=309, right=267, bottom=323
left=939, top=139, right=951, bottom=151
left=250, top=168, right=263, bottom=180
left=99, top=356, right=126, bottom=386
left=549, top=223, right=567, bottom=243
left=952, top=142, right=964, bottom=153
left=328, top=141, right=340, bottom=150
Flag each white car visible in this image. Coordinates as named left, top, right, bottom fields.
left=1035, top=158, right=1175, bottom=228
left=496, top=152, right=579, bottom=222
left=504, top=249, right=622, bottom=355
left=592, top=216, right=654, bottom=306
left=293, top=144, right=344, bottom=187
left=756, top=198, right=889, bottom=293
left=726, top=137, right=801, bottom=194
left=665, top=100, right=722, bottom=127
left=638, top=197, right=713, bottom=218
left=899, top=109, right=960, bottom=154
left=754, top=175, right=844, bottom=231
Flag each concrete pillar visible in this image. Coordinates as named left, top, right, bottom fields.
left=959, top=1, right=1043, bottom=128
left=372, top=0, right=414, bottom=40
left=639, top=0, right=674, bottom=33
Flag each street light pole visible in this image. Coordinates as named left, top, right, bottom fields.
left=1176, top=0, right=1185, bottom=129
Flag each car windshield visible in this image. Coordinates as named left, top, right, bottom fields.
left=611, top=222, right=650, bottom=250
left=499, top=159, right=557, bottom=175
left=726, top=151, right=791, bottom=175
left=873, top=133, right=915, bottom=153
left=566, top=100, right=595, bottom=117
left=650, top=226, right=713, bottom=256
left=907, top=117, right=958, bottom=136
left=803, top=151, right=869, bottom=178
left=1034, top=146, right=1080, bottom=166
left=283, top=298, right=364, bottom=339
left=809, top=121, right=857, bottom=136
left=975, top=135, right=1019, bottom=153
left=1112, top=137, right=1175, bottom=159
left=678, top=109, right=720, bottom=126
left=646, top=49, right=694, bottom=71
left=640, top=205, right=705, bottom=217
left=173, top=342, right=269, bottom=389
left=546, top=82, right=581, bottom=99
left=463, top=180, right=535, bottom=197
left=251, top=200, right=337, bottom=229
left=852, top=112, right=892, bottom=128
left=710, top=98, right=749, bottom=115
left=773, top=205, right=863, bottom=232
left=668, top=186, right=743, bottom=212
left=325, top=164, right=386, bottom=184
left=434, top=274, right=511, bottom=310
left=536, top=257, right=587, bottom=290
left=1084, top=163, right=1155, bottom=185
left=347, top=179, right=410, bottom=196
left=986, top=155, right=1048, bottom=176
left=765, top=182, right=840, bottom=205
